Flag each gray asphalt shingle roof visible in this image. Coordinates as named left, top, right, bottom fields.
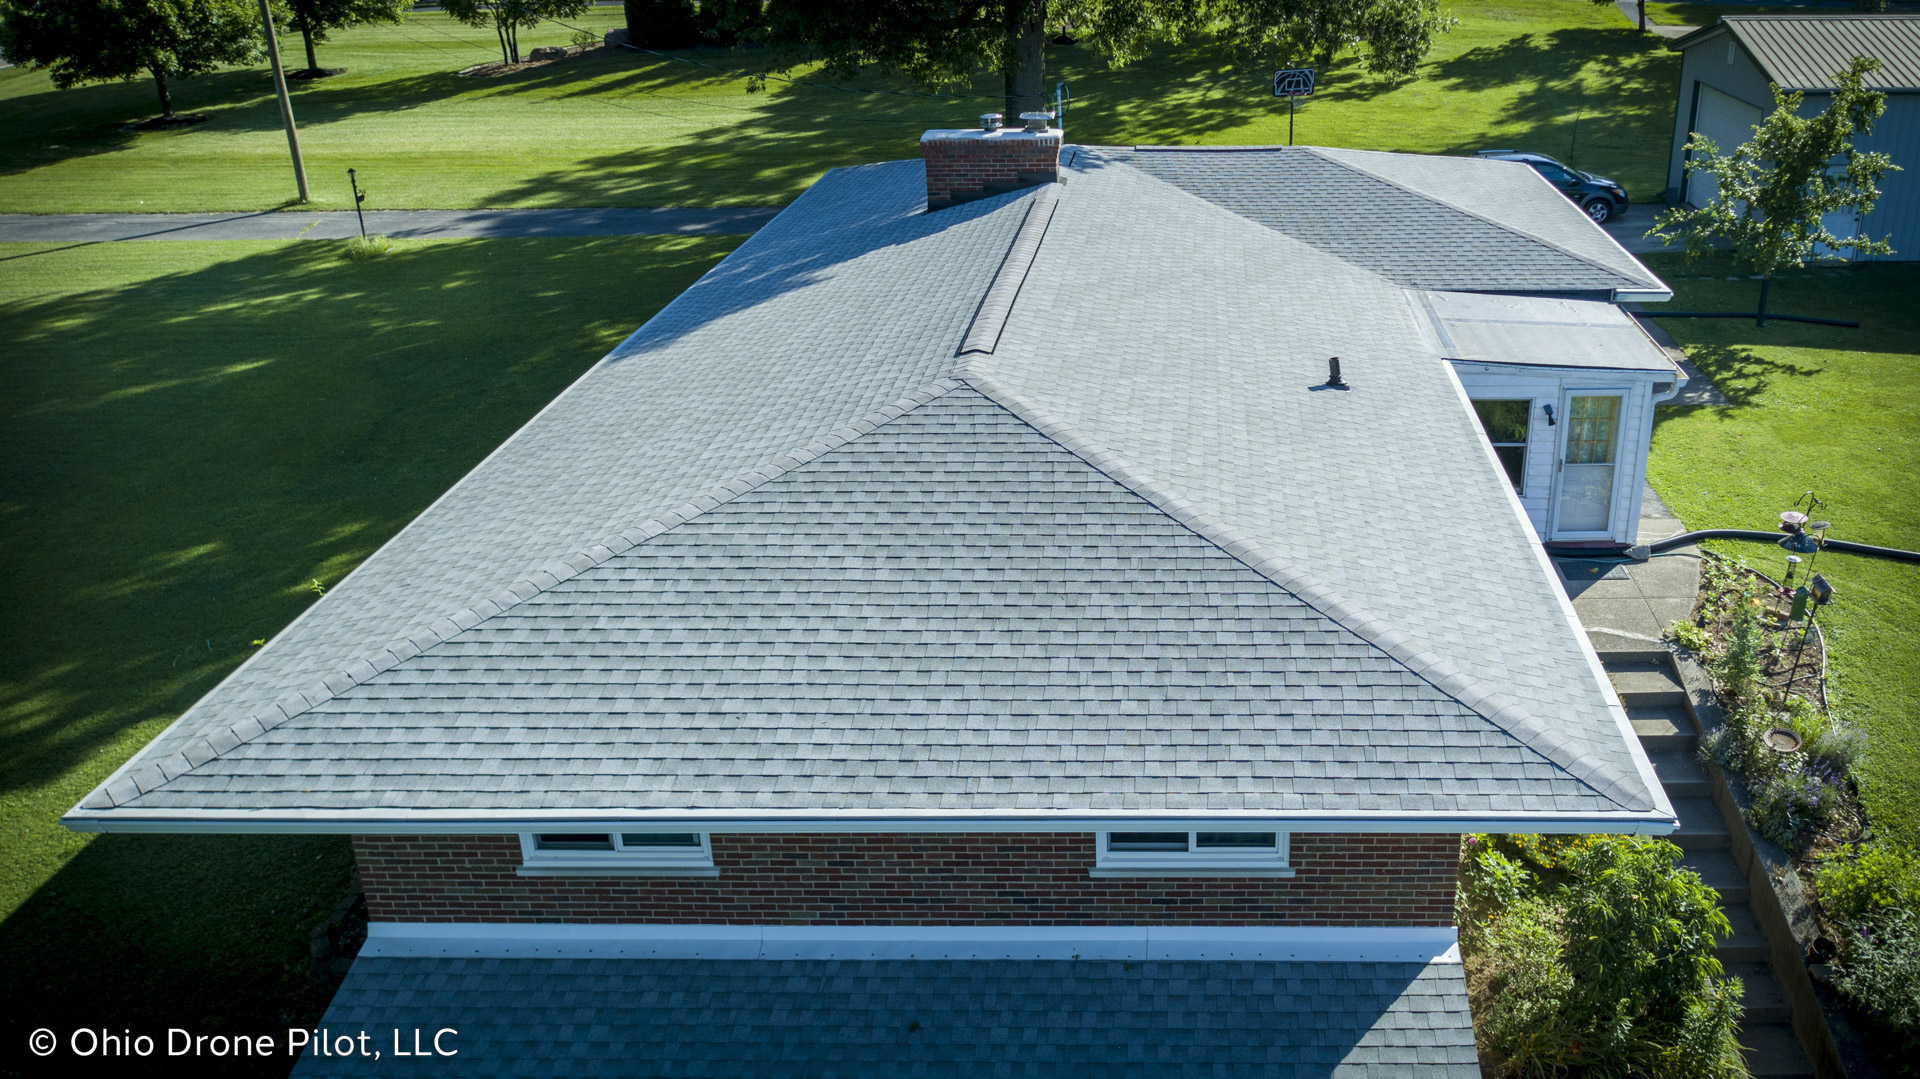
left=1682, top=15, right=1920, bottom=92
left=294, top=956, right=1479, bottom=1078
left=70, top=147, right=1672, bottom=828
left=1097, top=145, right=1662, bottom=294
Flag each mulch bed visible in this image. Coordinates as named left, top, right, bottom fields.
left=458, top=42, right=604, bottom=78
left=287, top=67, right=347, bottom=80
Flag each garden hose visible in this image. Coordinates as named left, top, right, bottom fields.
left=1644, top=530, right=1920, bottom=564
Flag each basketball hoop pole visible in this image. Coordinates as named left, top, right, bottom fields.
left=1289, top=94, right=1296, bottom=146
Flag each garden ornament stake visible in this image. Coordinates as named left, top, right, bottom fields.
left=348, top=169, right=368, bottom=240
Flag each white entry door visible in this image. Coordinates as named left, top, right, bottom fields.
left=1551, top=393, right=1625, bottom=539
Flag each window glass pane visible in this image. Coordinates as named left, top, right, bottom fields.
left=1493, top=445, right=1526, bottom=492
left=618, top=833, right=703, bottom=848
left=1472, top=400, right=1530, bottom=445
left=1107, top=832, right=1189, bottom=852
left=1565, top=396, right=1620, bottom=465
left=1196, top=833, right=1278, bottom=849
left=535, top=834, right=613, bottom=851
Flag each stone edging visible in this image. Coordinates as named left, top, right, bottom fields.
left=1671, top=647, right=1880, bottom=1079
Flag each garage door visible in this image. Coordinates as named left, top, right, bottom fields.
left=1687, top=84, right=1764, bottom=207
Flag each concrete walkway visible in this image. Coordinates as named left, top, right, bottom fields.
left=1612, top=0, right=1698, bottom=38
left=1559, top=484, right=1702, bottom=652
left=0, top=207, right=779, bottom=243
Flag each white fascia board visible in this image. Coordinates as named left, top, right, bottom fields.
left=359, top=922, right=1461, bottom=965
left=62, top=807, right=1677, bottom=835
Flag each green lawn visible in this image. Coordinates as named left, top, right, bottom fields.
left=0, top=0, right=1679, bottom=213
left=0, top=235, right=739, bottom=1070
left=1644, top=255, right=1920, bottom=849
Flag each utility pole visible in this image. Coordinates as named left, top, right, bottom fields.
left=256, top=0, right=310, bottom=202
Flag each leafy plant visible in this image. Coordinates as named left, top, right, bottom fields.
left=1650, top=55, right=1900, bottom=326
left=343, top=235, right=396, bottom=261
left=1669, top=619, right=1714, bottom=656
left=1833, top=909, right=1920, bottom=1045
left=1720, top=594, right=1765, bottom=705
left=1786, top=696, right=1865, bottom=774
left=1816, top=842, right=1920, bottom=926
left=0, top=0, right=264, bottom=118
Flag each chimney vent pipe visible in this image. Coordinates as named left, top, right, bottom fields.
left=1019, top=111, right=1052, bottom=133
left=980, top=113, right=1002, bottom=131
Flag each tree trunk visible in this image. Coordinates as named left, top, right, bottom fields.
left=1637, top=0, right=1646, bottom=31
left=508, top=22, right=520, bottom=63
left=1002, top=0, right=1046, bottom=120
left=496, top=21, right=511, bottom=64
left=1756, top=274, right=1771, bottom=328
left=153, top=69, right=173, bottom=117
left=303, top=26, right=319, bottom=73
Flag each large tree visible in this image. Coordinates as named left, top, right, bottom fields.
left=0, top=0, right=264, bottom=118
left=1650, top=55, right=1898, bottom=326
left=285, top=0, right=410, bottom=75
left=756, top=0, right=1453, bottom=118
left=441, top=0, right=595, bottom=64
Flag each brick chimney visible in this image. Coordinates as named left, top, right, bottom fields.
left=921, top=113, right=1061, bottom=211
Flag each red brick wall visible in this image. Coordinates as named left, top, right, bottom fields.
left=923, top=133, right=1061, bottom=209
left=354, top=833, right=1459, bottom=926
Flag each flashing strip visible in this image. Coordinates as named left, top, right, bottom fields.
left=359, top=922, right=1461, bottom=964
left=61, top=808, right=1678, bottom=835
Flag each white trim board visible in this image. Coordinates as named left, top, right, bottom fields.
left=360, top=922, right=1461, bottom=965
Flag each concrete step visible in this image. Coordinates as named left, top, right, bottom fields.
left=1610, top=659, right=1689, bottom=709
left=1597, top=642, right=1670, bottom=665
left=1726, top=962, right=1791, bottom=1025
left=1682, top=848, right=1749, bottom=904
left=1647, top=750, right=1712, bottom=798
left=1718, top=903, right=1770, bottom=964
left=1631, top=705, right=1698, bottom=752
left=1672, top=796, right=1731, bottom=850
left=1741, top=1021, right=1814, bottom=1078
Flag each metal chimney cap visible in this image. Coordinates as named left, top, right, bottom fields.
left=979, top=112, right=1002, bottom=131
left=1018, top=111, right=1052, bottom=132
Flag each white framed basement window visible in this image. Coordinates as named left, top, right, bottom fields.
left=1090, top=831, right=1294, bottom=877
left=516, top=832, right=718, bottom=877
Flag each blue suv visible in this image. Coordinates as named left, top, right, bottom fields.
left=1474, top=150, right=1629, bottom=224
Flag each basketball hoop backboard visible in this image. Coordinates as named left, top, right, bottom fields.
left=1272, top=68, right=1315, bottom=98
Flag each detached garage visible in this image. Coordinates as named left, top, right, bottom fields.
left=1666, top=14, right=1920, bottom=261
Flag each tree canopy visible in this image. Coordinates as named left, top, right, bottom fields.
left=1650, top=55, right=1899, bottom=323
left=0, top=0, right=264, bottom=117
left=441, top=0, right=595, bottom=65
left=755, top=0, right=1453, bottom=117
left=284, top=0, right=411, bottom=74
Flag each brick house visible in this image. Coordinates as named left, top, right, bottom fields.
left=70, top=121, right=1682, bottom=1075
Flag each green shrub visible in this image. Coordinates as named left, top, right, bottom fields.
left=1719, top=593, right=1765, bottom=705
left=1786, top=696, right=1866, bottom=774
left=1816, top=841, right=1920, bottom=926
left=343, top=234, right=397, bottom=261
left=1669, top=619, right=1715, bottom=655
left=1463, top=835, right=1747, bottom=1077
left=1833, top=909, right=1920, bottom=1049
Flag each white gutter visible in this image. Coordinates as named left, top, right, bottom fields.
left=1613, top=287, right=1674, bottom=303
left=359, top=921, right=1463, bottom=964
left=62, top=806, right=1677, bottom=835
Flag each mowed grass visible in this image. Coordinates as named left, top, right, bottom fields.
left=0, top=235, right=740, bottom=1071
left=0, top=0, right=1678, bottom=213
left=1643, top=255, right=1920, bottom=848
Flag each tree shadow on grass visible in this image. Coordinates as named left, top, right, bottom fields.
left=0, top=235, right=736, bottom=798
left=1660, top=341, right=1826, bottom=409
left=0, top=832, right=354, bottom=1077
left=1427, top=27, right=1678, bottom=193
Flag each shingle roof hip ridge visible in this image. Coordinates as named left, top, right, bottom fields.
left=77, top=377, right=967, bottom=813
left=958, top=185, right=1059, bottom=357
left=960, top=370, right=1653, bottom=815
left=1300, top=147, right=1648, bottom=288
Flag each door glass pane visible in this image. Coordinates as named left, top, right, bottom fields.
left=1557, top=395, right=1622, bottom=534
left=1107, top=832, right=1189, bottom=852
left=1565, top=396, right=1619, bottom=465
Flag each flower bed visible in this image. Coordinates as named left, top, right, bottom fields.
left=1675, top=552, right=1918, bottom=1074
